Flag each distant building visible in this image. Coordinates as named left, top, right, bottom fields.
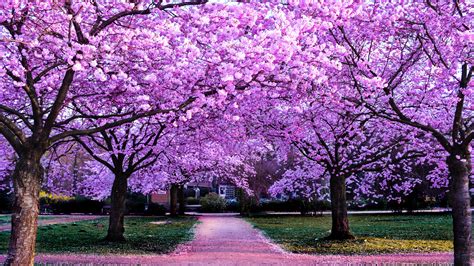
left=150, top=180, right=237, bottom=209
left=217, top=184, right=236, bottom=200
left=150, top=190, right=170, bottom=209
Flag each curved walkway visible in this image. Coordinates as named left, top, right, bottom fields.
left=0, top=215, right=454, bottom=265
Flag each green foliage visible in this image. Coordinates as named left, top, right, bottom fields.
left=247, top=214, right=468, bottom=255
left=225, top=200, right=241, bottom=212
left=237, top=192, right=258, bottom=216
left=40, top=196, right=104, bottom=214
left=0, top=216, right=196, bottom=254
left=200, top=192, right=226, bottom=213
left=125, top=193, right=147, bottom=214
left=186, top=197, right=200, bottom=205
left=144, top=203, right=167, bottom=216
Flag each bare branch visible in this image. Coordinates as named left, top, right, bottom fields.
left=0, top=104, right=33, bottom=129
left=43, top=69, right=75, bottom=137
left=0, top=123, right=23, bottom=153
left=49, top=108, right=168, bottom=143
left=0, top=114, right=26, bottom=144
left=33, top=62, right=64, bottom=83
left=74, top=136, right=114, bottom=171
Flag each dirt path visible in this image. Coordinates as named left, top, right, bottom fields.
left=0, top=215, right=454, bottom=265
left=0, top=215, right=102, bottom=232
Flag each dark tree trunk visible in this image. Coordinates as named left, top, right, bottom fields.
left=5, top=150, right=43, bottom=266
left=169, top=184, right=178, bottom=217
left=447, top=149, right=472, bottom=266
left=105, top=173, right=128, bottom=242
left=327, top=173, right=354, bottom=240
left=178, top=185, right=185, bottom=215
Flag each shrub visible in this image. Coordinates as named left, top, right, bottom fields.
left=126, top=193, right=147, bottom=214
left=186, top=197, right=200, bottom=205
left=126, top=201, right=145, bottom=214
left=200, top=192, right=226, bottom=213
left=225, top=200, right=241, bottom=212
left=252, top=199, right=330, bottom=214
left=40, top=194, right=104, bottom=214
left=270, top=199, right=302, bottom=212
left=239, top=195, right=259, bottom=216
left=144, top=203, right=167, bottom=216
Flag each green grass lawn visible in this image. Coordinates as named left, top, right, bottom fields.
left=0, top=215, right=58, bottom=226
left=247, top=214, right=468, bottom=255
left=0, top=216, right=197, bottom=254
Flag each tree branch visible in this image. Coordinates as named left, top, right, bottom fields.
left=0, top=123, right=23, bottom=153
left=49, top=108, right=168, bottom=143
left=74, top=136, right=114, bottom=171
left=90, top=9, right=152, bottom=36
left=0, top=114, right=26, bottom=144
left=0, top=104, right=33, bottom=129
left=43, top=69, right=75, bottom=137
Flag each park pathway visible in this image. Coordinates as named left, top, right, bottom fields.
left=1, top=214, right=454, bottom=265
left=0, top=215, right=102, bottom=232
left=173, top=214, right=285, bottom=256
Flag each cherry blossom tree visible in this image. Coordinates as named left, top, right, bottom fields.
left=0, top=0, right=320, bottom=249
left=4, top=1, right=469, bottom=264
left=0, top=1, right=242, bottom=263
left=73, top=117, right=167, bottom=241
left=295, top=110, right=426, bottom=239
left=42, top=141, right=88, bottom=197
left=0, top=139, right=14, bottom=190
left=254, top=84, right=424, bottom=239
left=269, top=159, right=330, bottom=205
left=325, top=1, right=473, bottom=263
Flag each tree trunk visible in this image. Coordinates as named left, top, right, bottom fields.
left=5, top=151, right=43, bottom=266
left=169, top=184, right=178, bottom=217
left=327, top=173, right=354, bottom=240
left=178, top=185, right=185, bottom=215
left=447, top=150, right=472, bottom=266
left=105, top=173, right=128, bottom=242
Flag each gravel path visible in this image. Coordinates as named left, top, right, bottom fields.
left=0, top=214, right=454, bottom=265
left=0, top=215, right=102, bottom=232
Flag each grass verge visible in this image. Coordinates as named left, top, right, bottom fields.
left=0, top=216, right=197, bottom=254
left=246, top=214, right=467, bottom=255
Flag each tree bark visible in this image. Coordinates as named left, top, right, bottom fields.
left=105, top=173, right=128, bottom=242
left=327, top=173, right=354, bottom=240
left=447, top=149, right=472, bottom=266
left=169, top=184, right=178, bottom=217
left=5, top=150, right=43, bottom=266
left=178, top=185, right=185, bottom=215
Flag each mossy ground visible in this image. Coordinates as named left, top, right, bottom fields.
left=0, top=216, right=197, bottom=254
left=247, top=214, right=464, bottom=255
